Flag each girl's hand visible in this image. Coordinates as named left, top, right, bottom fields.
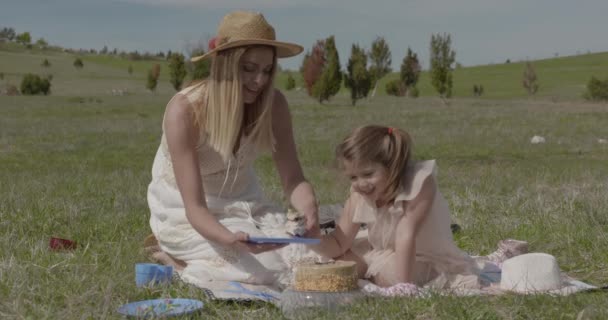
left=230, top=231, right=287, bottom=254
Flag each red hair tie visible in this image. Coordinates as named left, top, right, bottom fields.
left=387, top=127, right=394, bottom=135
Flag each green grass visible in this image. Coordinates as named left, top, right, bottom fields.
left=1, top=47, right=608, bottom=319
left=2, top=92, right=608, bottom=319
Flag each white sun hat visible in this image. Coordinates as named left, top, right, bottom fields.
left=500, top=253, right=593, bottom=295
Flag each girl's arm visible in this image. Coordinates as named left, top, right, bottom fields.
left=393, top=176, right=436, bottom=283
left=164, top=95, right=279, bottom=254
left=312, top=195, right=361, bottom=258
left=270, top=90, right=319, bottom=235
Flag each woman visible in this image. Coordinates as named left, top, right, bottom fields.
left=147, top=11, right=320, bottom=288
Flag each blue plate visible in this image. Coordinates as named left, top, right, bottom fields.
left=248, top=237, right=321, bottom=245
left=117, top=298, right=203, bottom=318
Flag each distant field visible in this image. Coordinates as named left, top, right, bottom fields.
left=2, top=43, right=608, bottom=100
left=0, top=45, right=173, bottom=96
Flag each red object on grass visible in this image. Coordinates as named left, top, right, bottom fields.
left=49, top=237, right=77, bottom=250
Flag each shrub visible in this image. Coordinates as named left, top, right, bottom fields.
left=73, top=58, right=84, bottom=69
left=128, top=65, right=133, bottom=75
left=584, top=76, right=608, bottom=101
left=42, top=59, right=51, bottom=67
left=146, top=65, right=160, bottom=92
left=20, top=74, right=51, bottom=95
left=473, top=84, right=484, bottom=97
left=523, top=62, right=539, bottom=95
left=285, top=73, right=296, bottom=91
left=0, top=72, right=4, bottom=80
left=385, top=79, right=406, bottom=96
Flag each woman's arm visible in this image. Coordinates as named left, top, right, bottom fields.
left=312, top=195, right=361, bottom=258
left=164, top=95, right=279, bottom=254
left=270, top=90, right=319, bottom=234
left=164, top=95, right=233, bottom=244
left=393, top=176, right=436, bottom=283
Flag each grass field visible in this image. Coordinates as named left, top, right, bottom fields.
left=1, top=47, right=608, bottom=319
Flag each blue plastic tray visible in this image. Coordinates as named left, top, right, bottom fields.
left=248, top=237, right=321, bottom=245
left=117, top=298, right=203, bottom=318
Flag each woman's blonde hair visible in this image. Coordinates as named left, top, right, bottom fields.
left=335, top=125, right=413, bottom=204
left=191, top=46, right=277, bottom=161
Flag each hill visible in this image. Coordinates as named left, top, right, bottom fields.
left=2, top=41, right=608, bottom=100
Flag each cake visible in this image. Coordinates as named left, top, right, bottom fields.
left=293, top=261, right=358, bottom=292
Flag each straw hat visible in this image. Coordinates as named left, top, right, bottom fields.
left=191, top=11, right=303, bottom=62
left=499, top=253, right=589, bottom=295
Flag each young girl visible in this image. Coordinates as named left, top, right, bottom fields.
left=312, top=125, right=480, bottom=289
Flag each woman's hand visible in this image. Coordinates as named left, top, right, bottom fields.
left=301, top=205, right=320, bottom=237
left=230, top=231, right=287, bottom=254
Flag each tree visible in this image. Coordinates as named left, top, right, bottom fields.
left=35, top=38, right=48, bottom=49
left=100, top=45, right=108, bottom=54
left=429, top=33, right=456, bottom=99
left=41, top=59, right=51, bottom=67
left=301, top=40, right=325, bottom=97
left=189, top=49, right=210, bottom=81
left=168, top=53, right=187, bottom=91
left=369, top=36, right=392, bottom=97
left=344, top=43, right=371, bottom=105
left=73, top=57, right=84, bottom=69
left=16, top=32, right=31, bottom=45
left=0, top=27, right=16, bottom=41
left=146, top=64, right=161, bottom=92
left=312, top=35, right=342, bottom=103
left=184, top=38, right=211, bottom=81
left=522, top=62, right=539, bottom=95
left=400, top=48, right=421, bottom=97
left=285, top=73, right=296, bottom=91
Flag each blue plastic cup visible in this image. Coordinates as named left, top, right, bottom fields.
left=135, top=263, right=173, bottom=287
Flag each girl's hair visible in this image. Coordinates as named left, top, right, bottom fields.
left=335, top=125, right=413, bottom=203
left=191, top=46, right=277, bottom=161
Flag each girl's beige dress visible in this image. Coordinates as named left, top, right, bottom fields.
left=147, top=84, right=316, bottom=289
left=351, top=160, right=481, bottom=289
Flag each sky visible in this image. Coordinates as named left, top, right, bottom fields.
left=2, top=0, right=607, bottom=71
